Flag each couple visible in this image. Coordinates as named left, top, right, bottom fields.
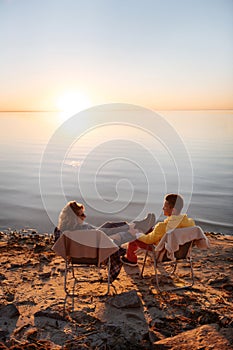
left=54, top=201, right=155, bottom=245
left=55, top=193, right=195, bottom=267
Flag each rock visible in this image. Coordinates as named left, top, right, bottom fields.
left=208, top=275, right=229, bottom=285
left=148, top=307, right=167, bottom=320
left=24, top=327, right=38, bottom=341
left=148, top=329, right=164, bottom=342
left=0, top=304, right=19, bottom=318
left=0, top=242, right=7, bottom=248
left=33, top=243, right=46, bottom=253
left=150, top=318, right=165, bottom=329
left=0, top=330, right=9, bottom=342
left=222, top=283, right=233, bottom=292
left=0, top=274, right=6, bottom=281
left=5, top=292, right=15, bottom=302
left=38, top=272, right=51, bottom=279
left=10, top=263, right=22, bottom=269
left=219, top=316, right=232, bottom=327
left=107, top=290, right=142, bottom=308
left=0, top=341, right=8, bottom=349
left=34, top=307, right=65, bottom=321
left=153, top=324, right=233, bottom=350
left=70, top=310, right=101, bottom=325
left=197, top=310, right=219, bottom=325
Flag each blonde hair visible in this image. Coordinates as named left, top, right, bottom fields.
left=57, top=201, right=84, bottom=232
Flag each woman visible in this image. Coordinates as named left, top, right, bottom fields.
left=54, top=200, right=155, bottom=245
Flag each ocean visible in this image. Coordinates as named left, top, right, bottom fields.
left=0, top=106, right=232, bottom=235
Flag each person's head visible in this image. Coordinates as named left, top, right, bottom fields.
left=69, top=201, right=86, bottom=223
left=57, top=200, right=86, bottom=231
left=163, top=193, right=184, bottom=216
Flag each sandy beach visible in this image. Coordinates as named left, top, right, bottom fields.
left=0, top=230, right=232, bottom=349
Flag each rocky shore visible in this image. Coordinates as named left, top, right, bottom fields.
left=0, top=229, right=232, bottom=349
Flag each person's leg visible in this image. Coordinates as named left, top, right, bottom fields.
left=107, top=230, right=136, bottom=246
left=100, top=221, right=128, bottom=228
left=126, top=240, right=152, bottom=263
left=99, top=222, right=130, bottom=236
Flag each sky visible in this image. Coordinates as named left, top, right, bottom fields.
left=0, top=0, right=233, bottom=111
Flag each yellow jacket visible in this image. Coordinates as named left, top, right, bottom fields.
left=138, top=214, right=195, bottom=245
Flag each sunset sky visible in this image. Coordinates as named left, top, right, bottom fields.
left=0, top=0, right=232, bottom=111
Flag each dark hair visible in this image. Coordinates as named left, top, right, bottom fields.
left=165, top=194, right=184, bottom=214
left=69, top=201, right=84, bottom=216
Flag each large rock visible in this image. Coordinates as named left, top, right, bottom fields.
left=34, top=307, right=65, bottom=321
left=153, top=324, right=233, bottom=350
left=0, top=304, right=19, bottom=318
left=107, top=290, right=142, bottom=309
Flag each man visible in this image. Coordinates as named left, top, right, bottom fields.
left=121, top=193, right=195, bottom=267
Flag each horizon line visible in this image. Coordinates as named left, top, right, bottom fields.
left=0, top=108, right=233, bottom=112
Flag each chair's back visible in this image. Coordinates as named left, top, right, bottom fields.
left=53, top=229, right=118, bottom=266
left=161, top=241, right=193, bottom=262
left=174, top=241, right=193, bottom=260
left=70, top=256, right=99, bottom=266
left=156, top=226, right=208, bottom=263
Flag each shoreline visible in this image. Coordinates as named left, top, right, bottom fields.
left=1, top=223, right=233, bottom=237
left=0, top=229, right=233, bottom=349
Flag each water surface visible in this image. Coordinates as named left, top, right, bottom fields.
left=0, top=109, right=232, bottom=234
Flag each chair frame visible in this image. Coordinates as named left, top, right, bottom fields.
left=64, top=254, right=112, bottom=297
left=141, top=240, right=195, bottom=291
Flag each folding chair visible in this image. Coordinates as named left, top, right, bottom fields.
left=52, top=229, right=119, bottom=297
left=140, top=226, right=209, bottom=291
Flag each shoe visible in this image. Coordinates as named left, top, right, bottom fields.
left=120, top=256, right=138, bottom=267
left=145, top=213, right=156, bottom=234
left=133, top=213, right=156, bottom=233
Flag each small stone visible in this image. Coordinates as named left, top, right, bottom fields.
left=10, top=263, right=22, bottom=269
left=150, top=318, right=165, bottom=329
left=219, top=316, right=232, bottom=327
left=5, top=292, right=14, bottom=302
left=33, top=242, right=46, bottom=253
left=148, top=329, right=163, bottom=342
left=222, top=283, right=233, bottom=292
left=198, top=311, right=219, bottom=325
left=38, top=271, right=51, bottom=279
left=0, top=331, right=9, bottom=342
left=24, top=327, right=38, bottom=341
left=0, top=274, right=6, bottom=281
left=208, top=276, right=229, bottom=285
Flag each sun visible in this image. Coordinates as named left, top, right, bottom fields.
left=56, top=91, right=92, bottom=113
left=55, top=90, right=92, bottom=123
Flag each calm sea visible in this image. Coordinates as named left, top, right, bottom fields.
left=0, top=107, right=232, bottom=235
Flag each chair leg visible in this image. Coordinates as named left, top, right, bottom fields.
left=140, top=248, right=150, bottom=278
left=64, top=261, right=79, bottom=297
left=64, top=257, right=114, bottom=300
left=64, top=260, right=69, bottom=295
left=154, top=261, right=162, bottom=292
left=171, top=262, right=177, bottom=275
left=189, top=258, right=195, bottom=287
left=154, top=258, right=195, bottom=292
left=107, top=256, right=111, bottom=294
left=172, top=258, right=194, bottom=290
